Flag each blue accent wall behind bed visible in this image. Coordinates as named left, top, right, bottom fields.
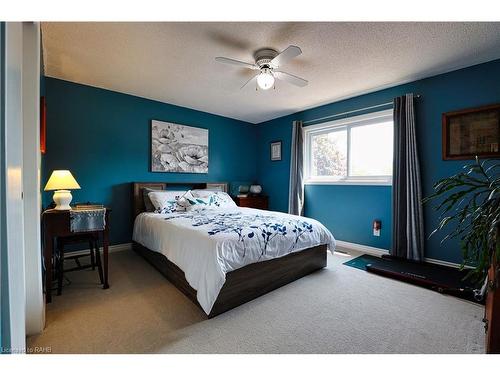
left=256, top=59, right=500, bottom=264
left=42, top=78, right=258, bottom=246
left=43, top=59, right=500, bottom=264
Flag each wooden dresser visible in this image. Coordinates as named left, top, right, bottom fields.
left=234, top=196, right=269, bottom=210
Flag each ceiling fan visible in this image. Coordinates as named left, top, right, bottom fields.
left=215, top=45, right=308, bottom=91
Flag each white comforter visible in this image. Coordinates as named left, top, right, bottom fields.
left=133, top=207, right=336, bottom=314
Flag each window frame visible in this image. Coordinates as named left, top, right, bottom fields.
left=303, top=108, right=394, bottom=186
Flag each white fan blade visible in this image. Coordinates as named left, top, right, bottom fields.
left=240, top=74, right=259, bottom=89
left=274, top=71, right=308, bottom=87
left=215, top=57, right=259, bottom=70
left=270, top=45, right=302, bottom=68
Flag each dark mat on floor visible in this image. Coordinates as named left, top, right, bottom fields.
left=343, top=254, right=387, bottom=271
left=344, top=254, right=484, bottom=304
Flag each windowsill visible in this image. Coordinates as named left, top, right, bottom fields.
left=304, top=179, right=392, bottom=186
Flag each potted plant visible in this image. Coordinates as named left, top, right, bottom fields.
left=424, top=157, right=499, bottom=353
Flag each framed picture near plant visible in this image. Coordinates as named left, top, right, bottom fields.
left=442, top=103, right=500, bottom=160
left=270, top=141, right=282, bottom=161
left=151, top=120, right=209, bottom=173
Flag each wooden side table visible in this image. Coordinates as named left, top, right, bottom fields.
left=234, top=196, right=269, bottom=210
left=42, top=209, right=110, bottom=303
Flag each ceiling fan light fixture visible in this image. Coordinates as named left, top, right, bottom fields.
left=215, top=45, right=307, bottom=90
left=257, top=68, right=275, bottom=90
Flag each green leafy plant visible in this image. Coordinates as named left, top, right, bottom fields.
left=424, top=157, right=500, bottom=286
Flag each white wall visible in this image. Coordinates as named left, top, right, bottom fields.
left=22, top=22, right=44, bottom=336
left=4, top=21, right=26, bottom=353
left=0, top=21, right=5, bottom=350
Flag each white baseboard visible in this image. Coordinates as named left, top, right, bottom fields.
left=424, top=257, right=467, bottom=269
left=67, top=242, right=132, bottom=257
left=335, top=240, right=463, bottom=268
left=335, top=240, right=389, bottom=257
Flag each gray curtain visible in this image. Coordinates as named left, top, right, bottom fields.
left=391, top=93, right=425, bottom=261
left=288, top=120, right=304, bottom=216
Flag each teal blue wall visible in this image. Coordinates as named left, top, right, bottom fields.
left=256, top=59, right=500, bottom=264
left=42, top=78, right=258, bottom=246
left=43, top=60, right=500, bottom=264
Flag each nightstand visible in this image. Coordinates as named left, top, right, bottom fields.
left=41, top=209, right=111, bottom=303
left=234, top=196, right=269, bottom=210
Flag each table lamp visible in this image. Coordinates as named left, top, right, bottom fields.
left=44, top=170, right=81, bottom=210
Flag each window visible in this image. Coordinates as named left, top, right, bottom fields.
left=304, top=109, right=393, bottom=185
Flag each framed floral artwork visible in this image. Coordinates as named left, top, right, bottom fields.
left=151, top=120, right=209, bottom=173
left=442, top=103, right=500, bottom=160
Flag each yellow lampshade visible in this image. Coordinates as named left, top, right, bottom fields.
left=44, top=170, right=81, bottom=191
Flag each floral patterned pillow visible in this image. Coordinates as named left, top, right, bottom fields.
left=178, top=190, right=236, bottom=210
left=147, top=191, right=186, bottom=214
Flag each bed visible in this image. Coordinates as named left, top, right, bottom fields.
left=131, top=182, right=336, bottom=318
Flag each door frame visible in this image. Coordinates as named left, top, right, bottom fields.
left=1, top=21, right=26, bottom=353
left=0, top=21, right=43, bottom=353
left=22, top=21, right=44, bottom=336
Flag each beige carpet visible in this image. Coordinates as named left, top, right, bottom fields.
left=27, top=249, right=485, bottom=354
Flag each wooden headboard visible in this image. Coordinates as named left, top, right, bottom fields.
left=132, top=182, right=228, bottom=219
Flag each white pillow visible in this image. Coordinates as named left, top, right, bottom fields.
left=178, top=190, right=237, bottom=210
left=191, top=189, right=221, bottom=198
left=147, top=190, right=186, bottom=214
left=192, top=186, right=223, bottom=194
left=193, top=190, right=237, bottom=209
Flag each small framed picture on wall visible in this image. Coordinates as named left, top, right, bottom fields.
left=270, top=141, right=282, bottom=161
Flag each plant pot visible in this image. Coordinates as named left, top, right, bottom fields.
left=485, top=260, right=500, bottom=354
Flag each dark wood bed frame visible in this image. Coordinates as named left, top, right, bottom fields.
left=132, top=182, right=327, bottom=318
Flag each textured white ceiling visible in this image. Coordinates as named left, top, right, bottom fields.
left=42, top=22, right=500, bottom=124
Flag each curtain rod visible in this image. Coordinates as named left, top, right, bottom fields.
left=302, top=94, right=421, bottom=125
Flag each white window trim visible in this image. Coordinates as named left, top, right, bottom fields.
left=303, top=109, right=393, bottom=186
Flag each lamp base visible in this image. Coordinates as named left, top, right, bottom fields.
left=53, top=190, right=73, bottom=210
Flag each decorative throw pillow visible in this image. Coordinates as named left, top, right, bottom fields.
left=199, top=191, right=237, bottom=208
left=147, top=190, right=186, bottom=214
left=179, top=190, right=237, bottom=210
left=191, top=188, right=222, bottom=198
left=177, top=190, right=205, bottom=209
